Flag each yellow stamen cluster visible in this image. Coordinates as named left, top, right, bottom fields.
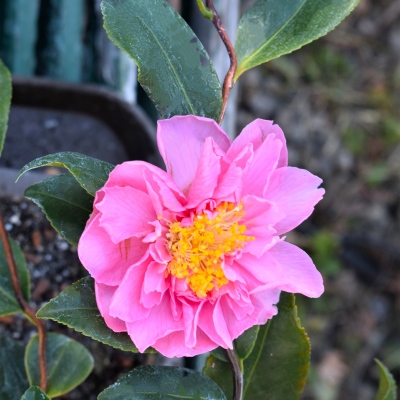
left=166, top=202, right=254, bottom=298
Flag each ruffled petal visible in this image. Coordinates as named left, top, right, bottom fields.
left=106, top=161, right=186, bottom=209
left=95, top=282, right=127, bottom=332
left=186, top=137, right=223, bottom=209
left=198, top=301, right=233, bottom=348
left=151, top=327, right=217, bottom=357
left=78, top=212, right=148, bottom=285
left=241, top=133, right=283, bottom=197
left=97, top=186, right=156, bottom=243
left=265, top=167, right=325, bottom=235
left=157, top=116, right=231, bottom=194
left=141, top=261, right=169, bottom=308
left=228, top=119, right=287, bottom=168
left=110, top=261, right=151, bottom=322
left=241, top=195, right=285, bottom=257
left=238, top=242, right=324, bottom=298
left=125, top=293, right=184, bottom=353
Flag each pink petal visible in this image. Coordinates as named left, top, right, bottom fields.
left=151, top=327, right=217, bottom=357
left=212, top=289, right=280, bottom=342
left=143, top=168, right=186, bottom=213
left=217, top=295, right=257, bottom=340
left=140, top=261, right=169, bottom=308
left=250, top=289, right=280, bottom=324
left=125, top=293, right=184, bottom=353
left=78, top=212, right=148, bottom=285
left=180, top=299, right=204, bottom=347
left=228, top=119, right=288, bottom=168
left=97, top=186, right=156, bottom=243
left=239, top=242, right=324, bottom=298
left=224, top=284, right=254, bottom=320
left=212, top=160, right=243, bottom=203
left=106, top=161, right=186, bottom=211
left=95, top=282, right=127, bottom=332
left=106, top=161, right=151, bottom=192
left=186, top=137, right=223, bottom=209
left=110, top=261, right=151, bottom=322
left=149, top=238, right=172, bottom=264
left=198, top=301, right=233, bottom=348
left=241, top=195, right=285, bottom=257
left=157, top=115, right=231, bottom=194
left=241, top=133, right=283, bottom=197
left=265, top=167, right=325, bottom=235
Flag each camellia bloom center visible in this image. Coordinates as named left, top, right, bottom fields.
left=166, top=202, right=254, bottom=298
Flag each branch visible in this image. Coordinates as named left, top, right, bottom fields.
left=0, top=212, right=48, bottom=392
left=226, top=348, right=243, bottom=400
left=205, top=0, right=237, bottom=125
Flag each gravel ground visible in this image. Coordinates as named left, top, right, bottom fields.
left=1, top=0, right=400, bottom=399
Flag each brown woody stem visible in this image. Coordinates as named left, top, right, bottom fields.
left=226, top=348, right=243, bottom=400
left=205, top=0, right=237, bottom=125
left=0, top=212, right=48, bottom=391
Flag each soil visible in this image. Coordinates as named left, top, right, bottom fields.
left=1, top=0, right=400, bottom=399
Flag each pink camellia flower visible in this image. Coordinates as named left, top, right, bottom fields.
left=78, top=115, right=324, bottom=357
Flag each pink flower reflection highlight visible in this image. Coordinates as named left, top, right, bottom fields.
left=78, top=116, right=324, bottom=357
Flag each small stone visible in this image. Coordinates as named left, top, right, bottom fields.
left=31, top=230, right=42, bottom=249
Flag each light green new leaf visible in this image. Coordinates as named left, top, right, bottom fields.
left=24, top=174, right=93, bottom=247
left=37, top=276, right=154, bottom=353
left=101, top=0, right=222, bottom=120
left=0, top=237, right=30, bottom=316
left=0, top=59, right=12, bottom=157
left=21, top=387, right=51, bottom=400
left=242, top=293, right=310, bottom=400
left=0, top=336, right=29, bottom=400
left=18, top=152, right=114, bottom=196
left=375, top=359, right=398, bottom=400
left=235, top=0, right=360, bottom=80
left=98, top=366, right=227, bottom=400
left=25, top=333, right=94, bottom=398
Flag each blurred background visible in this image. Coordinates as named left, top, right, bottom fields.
left=0, top=0, right=399, bottom=399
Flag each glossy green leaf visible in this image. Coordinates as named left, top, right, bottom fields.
left=0, top=237, right=30, bottom=316
left=24, top=174, right=93, bottom=247
left=0, top=59, right=12, bottom=157
left=21, top=387, right=51, bottom=400
left=18, top=152, right=114, bottom=196
left=375, top=359, right=397, bottom=400
left=25, top=332, right=94, bottom=398
left=242, top=293, right=310, bottom=400
left=98, top=365, right=227, bottom=400
left=203, top=355, right=234, bottom=400
left=101, top=0, right=222, bottom=120
left=37, top=276, right=154, bottom=353
left=235, top=0, right=360, bottom=80
left=234, top=325, right=260, bottom=360
left=0, top=336, right=29, bottom=400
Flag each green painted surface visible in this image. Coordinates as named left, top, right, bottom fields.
left=0, top=0, right=39, bottom=74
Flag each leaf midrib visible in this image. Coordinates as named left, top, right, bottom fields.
left=239, top=0, right=307, bottom=71
left=26, top=190, right=92, bottom=212
left=135, top=14, right=196, bottom=115
left=242, top=320, right=271, bottom=399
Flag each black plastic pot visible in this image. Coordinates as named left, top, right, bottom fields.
left=0, top=77, right=158, bottom=196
